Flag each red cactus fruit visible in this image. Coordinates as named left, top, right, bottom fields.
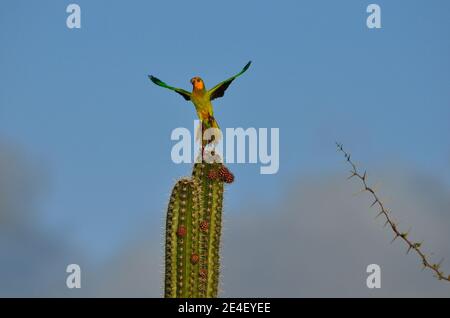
left=207, top=169, right=219, bottom=180
left=190, top=253, right=199, bottom=265
left=200, top=220, right=209, bottom=232
left=218, top=166, right=234, bottom=183
left=176, top=226, right=186, bottom=237
left=199, top=269, right=207, bottom=278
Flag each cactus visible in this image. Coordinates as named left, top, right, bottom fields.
left=164, top=158, right=234, bottom=298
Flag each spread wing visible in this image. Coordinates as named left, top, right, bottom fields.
left=148, top=75, right=191, bottom=101
left=208, top=61, right=251, bottom=101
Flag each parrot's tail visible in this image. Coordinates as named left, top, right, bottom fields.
left=195, top=116, right=222, bottom=146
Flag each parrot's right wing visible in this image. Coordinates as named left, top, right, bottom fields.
left=148, top=75, right=191, bottom=101
left=208, top=61, right=251, bottom=101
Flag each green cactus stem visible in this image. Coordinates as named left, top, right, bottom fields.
left=164, top=160, right=233, bottom=298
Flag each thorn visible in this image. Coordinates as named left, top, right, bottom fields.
left=362, top=171, right=367, bottom=181
left=370, top=199, right=378, bottom=208
left=406, top=245, right=412, bottom=255
left=375, top=210, right=384, bottom=219
left=390, top=234, right=400, bottom=244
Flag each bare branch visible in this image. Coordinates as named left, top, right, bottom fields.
left=336, top=143, right=450, bottom=283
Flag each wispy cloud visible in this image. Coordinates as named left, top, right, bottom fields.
left=0, top=141, right=86, bottom=297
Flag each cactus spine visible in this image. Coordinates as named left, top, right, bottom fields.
left=164, top=159, right=234, bottom=298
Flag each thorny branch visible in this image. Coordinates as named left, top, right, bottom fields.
left=336, top=142, right=450, bottom=282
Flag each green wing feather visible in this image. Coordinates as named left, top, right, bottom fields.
left=208, top=61, right=251, bottom=101
left=148, top=75, right=191, bottom=101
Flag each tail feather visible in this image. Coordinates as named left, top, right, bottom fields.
left=196, top=116, right=222, bottom=146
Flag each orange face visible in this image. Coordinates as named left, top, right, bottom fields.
left=190, top=77, right=204, bottom=90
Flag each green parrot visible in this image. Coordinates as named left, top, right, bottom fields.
left=148, top=61, right=251, bottom=147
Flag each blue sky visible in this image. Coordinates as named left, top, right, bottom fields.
left=1, top=0, right=450, bottom=287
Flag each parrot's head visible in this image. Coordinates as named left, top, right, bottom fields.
left=190, top=77, right=205, bottom=91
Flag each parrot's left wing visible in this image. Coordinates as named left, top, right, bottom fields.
left=148, top=75, right=191, bottom=101
left=208, top=61, right=251, bottom=101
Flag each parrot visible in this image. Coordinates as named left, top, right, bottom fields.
left=148, top=61, right=251, bottom=151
